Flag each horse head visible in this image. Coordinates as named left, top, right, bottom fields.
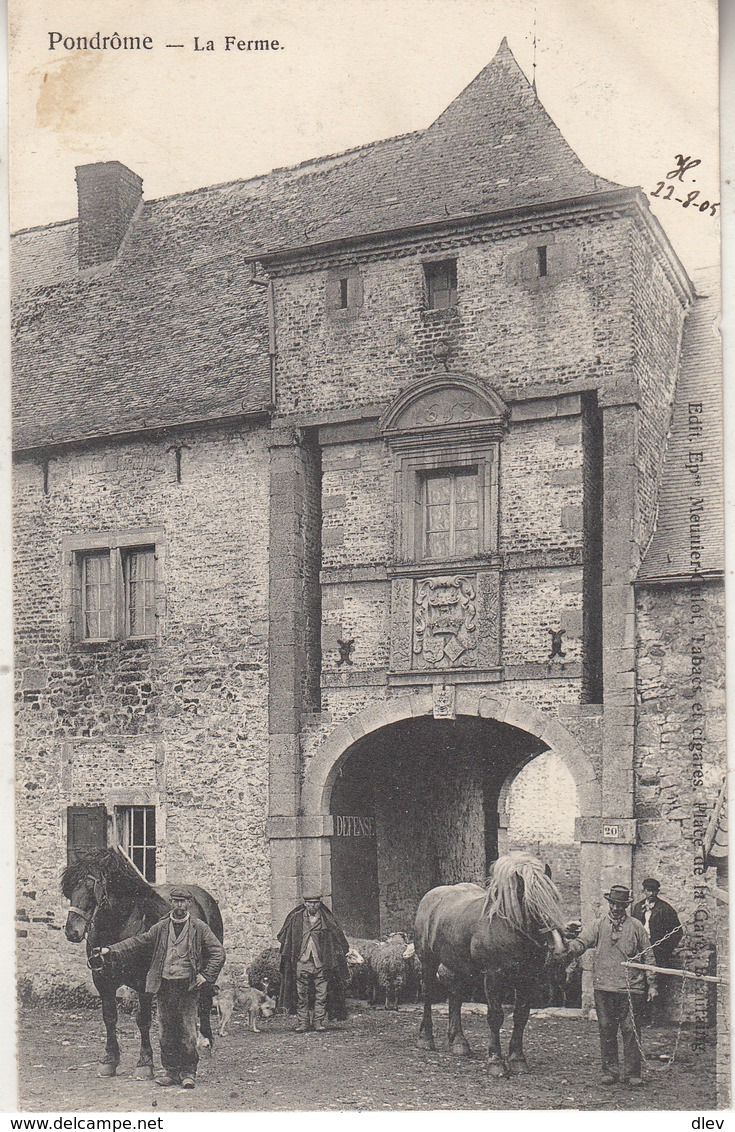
left=484, top=852, right=567, bottom=955
left=63, top=868, right=109, bottom=943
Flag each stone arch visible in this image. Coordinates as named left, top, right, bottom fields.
left=301, top=688, right=601, bottom=819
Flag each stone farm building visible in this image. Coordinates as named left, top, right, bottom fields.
left=13, top=41, right=725, bottom=1005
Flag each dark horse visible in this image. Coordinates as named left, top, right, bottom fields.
left=62, top=846, right=223, bottom=1079
left=414, top=851, right=567, bottom=1077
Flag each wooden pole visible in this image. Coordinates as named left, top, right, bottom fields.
left=622, top=960, right=726, bottom=986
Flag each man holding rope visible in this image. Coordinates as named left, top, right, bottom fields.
left=566, top=884, right=658, bottom=1088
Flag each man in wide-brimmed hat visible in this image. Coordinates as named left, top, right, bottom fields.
left=567, top=883, right=658, bottom=1088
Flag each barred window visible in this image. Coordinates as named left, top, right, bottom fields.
left=115, top=805, right=156, bottom=882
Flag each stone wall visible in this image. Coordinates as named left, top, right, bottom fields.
left=635, top=580, right=726, bottom=1024
left=630, top=225, right=688, bottom=550
left=273, top=217, right=638, bottom=419
left=15, top=423, right=272, bottom=993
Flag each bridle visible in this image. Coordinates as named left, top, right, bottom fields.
left=68, top=874, right=109, bottom=940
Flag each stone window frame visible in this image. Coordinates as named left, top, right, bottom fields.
left=507, top=233, right=577, bottom=291
left=62, top=790, right=166, bottom=881
left=398, top=448, right=499, bottom=565
left=115, top=802, right=158, bottom=882
left=423, top=257, right=458, bottom=310
left=381, top=376, right=508, bottom=568
left=325, top=265, right=363, bottom=323
left=61, top=528, right=165, bottom=645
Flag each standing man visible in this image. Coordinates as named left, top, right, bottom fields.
left=100, top=888, right=225, bottom=1088
left=632, top=878, right=683, bottom=1022
left=278, top=893, right=349, bottom=1032
left=566, top=884, right=658, bottom=1088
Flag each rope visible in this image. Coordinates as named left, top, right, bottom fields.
left=624, top=963, right=687, bottom=1072
left=621, top=921, right=699, bottom=1072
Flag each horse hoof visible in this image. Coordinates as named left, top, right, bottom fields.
left=417, top=1036, right=435, bottom=1051
left=451, top=1040, right=472, bottom=1058
left=508, top=1057, right=530, bottom=1074
left=97, top=1064, right=117, bottom=1078
left=135, top=1066, right=154, bottom=1080
left=486, top=1060, right=510, bottom=1079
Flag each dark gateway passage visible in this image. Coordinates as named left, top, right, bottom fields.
left=329, top=715, right=569, bottom=937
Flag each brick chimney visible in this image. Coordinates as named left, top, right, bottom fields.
left=75, top=161, right=143, bottom=269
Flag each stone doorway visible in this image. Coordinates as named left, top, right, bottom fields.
left=329, top=714, right=567, bottom=938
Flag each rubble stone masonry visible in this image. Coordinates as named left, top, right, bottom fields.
left=14, top=423, right=272, bottom=994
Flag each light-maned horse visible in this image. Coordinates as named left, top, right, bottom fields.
left=414, top=852, right=567, bottom=1077
left=62, top=846, right=223, bottom=1078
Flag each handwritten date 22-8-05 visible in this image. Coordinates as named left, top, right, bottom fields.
left=650, top=154, right=719, bottom=217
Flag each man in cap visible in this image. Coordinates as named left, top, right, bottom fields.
left=277, top=893, right=350, bottom=1032
left=100, top=887, right=225, bottom=1088
left=566, top=884, right=658, bottom=1088
left=632, top=878, right=683, bottom=1022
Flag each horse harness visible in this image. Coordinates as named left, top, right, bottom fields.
left=67, top=874, right=109, bottom=959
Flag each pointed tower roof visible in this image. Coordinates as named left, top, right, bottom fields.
left=424, top=38, right=618, bottom=207
left=226, top=36, right=621, bottom=254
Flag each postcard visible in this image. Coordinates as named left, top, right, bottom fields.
left=7, top=0, right=727, bottom=1118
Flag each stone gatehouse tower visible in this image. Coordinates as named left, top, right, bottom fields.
left=13, top=41, right=724, bottom=998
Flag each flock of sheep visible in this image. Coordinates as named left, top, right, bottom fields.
left=209, top=931, right=582, bottom=1033
left=240, top=931, right=421, bottom=1012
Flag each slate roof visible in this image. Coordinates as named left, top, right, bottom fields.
left=638, top=267, right=724, bottom=582
left=11, top=39, right=620, bottom=451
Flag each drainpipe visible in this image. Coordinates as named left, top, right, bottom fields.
left=249, top=264, right=277, bottom=409
left=267, top=278, right=277, bottom=408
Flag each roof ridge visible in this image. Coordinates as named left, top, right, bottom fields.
left=11, top=130, right=424, bottom=236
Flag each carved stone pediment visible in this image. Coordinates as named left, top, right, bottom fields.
left=381, top=375, right=508, bottom=448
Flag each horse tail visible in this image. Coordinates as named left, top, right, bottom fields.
left=483, top=852, right=565, bottom=934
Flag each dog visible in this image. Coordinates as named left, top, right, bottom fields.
left=215, top=975, right=277, bottom=1037
left=238, top=986, right=277, bottom=1034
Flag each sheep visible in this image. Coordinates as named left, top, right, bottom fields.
left=345, top=945, right=365, bottom=983
left=402, top=939, right=424, bottom=1002
left=247, top=946, right=283, bottom=1000
left=371, top=932, right=412, bottom=1010
left=347, top=937, right=381, bottom=1003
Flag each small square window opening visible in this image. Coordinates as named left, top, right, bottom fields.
left=424, top=260, right=458, bottom=310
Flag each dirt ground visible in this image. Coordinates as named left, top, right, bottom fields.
left=17, top=999, right=717, bottom=1113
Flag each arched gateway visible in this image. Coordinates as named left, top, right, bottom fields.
left=268, top=690, right=601, bottom=941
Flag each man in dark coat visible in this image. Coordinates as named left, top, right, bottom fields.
left=632, top=878, right=683, bottom=1023
left=277, top=894, right=349, bottom=1032
left=100, top=888, right=225, bottom=1088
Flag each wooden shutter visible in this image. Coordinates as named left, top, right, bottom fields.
left=67, top=805, right=107, bottom=866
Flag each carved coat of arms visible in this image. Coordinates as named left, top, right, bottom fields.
left=413, top=575, right=477, bottom=666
